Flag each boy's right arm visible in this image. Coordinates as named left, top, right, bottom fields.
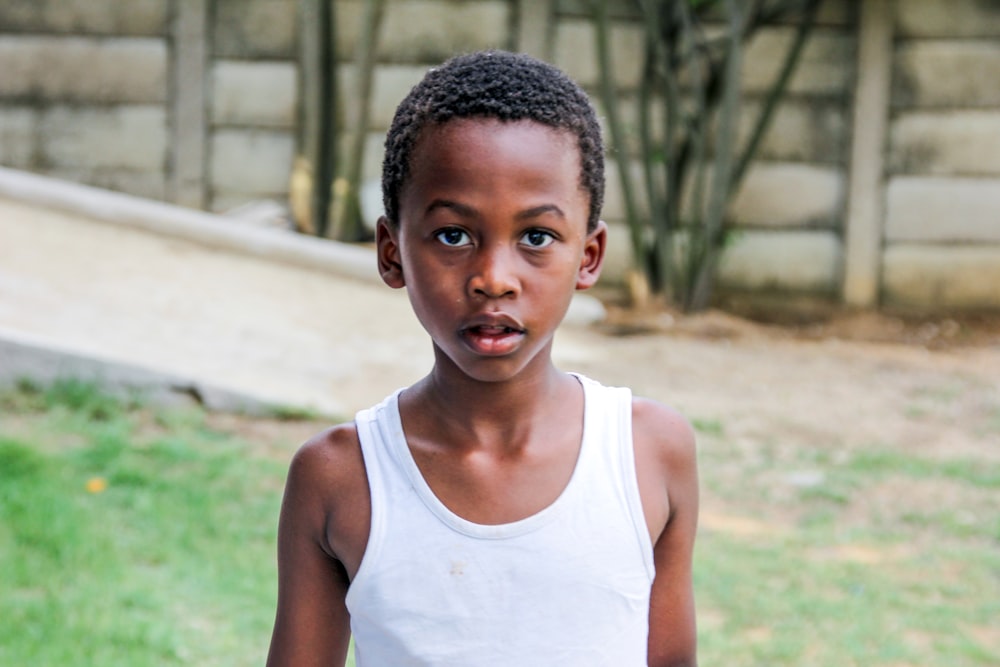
left=266, top=426, right=370, bottom=667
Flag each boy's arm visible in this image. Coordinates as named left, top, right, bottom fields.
left=267, top=427, right=368, bottom=667
left=634, top=398, right=700, bottom=667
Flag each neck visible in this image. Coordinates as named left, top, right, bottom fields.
left=401, top=348, right=577, bottom=451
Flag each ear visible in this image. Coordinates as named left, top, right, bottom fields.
left=376, top=217, right=406, bottom=288
left=576, top=220, right=608, bottom=290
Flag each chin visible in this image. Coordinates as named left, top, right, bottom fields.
left=442, top=349, right=554, bottom=386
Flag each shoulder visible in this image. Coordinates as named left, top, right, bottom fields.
left=630, top=396, right=698, bottom=538
left=280, top=421, right=371, bottom=572
left=288, top=422, right=363, bottom=487
left=632, top=396, right=697, bottom=472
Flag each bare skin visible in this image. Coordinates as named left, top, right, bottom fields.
left=267, top=119, right=699, bottom=667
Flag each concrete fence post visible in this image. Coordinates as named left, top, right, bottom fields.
left=842, top=0, right=894, bottom=307
left=169, top=0, right=210, bottom=209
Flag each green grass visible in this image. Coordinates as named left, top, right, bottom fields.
left=0, top=380, right=309, bottom=666
left=695, top=421, right=999, bottom=666
left=2, top=382, right=997, bottom=665
left=696, top=530, right=998, bottom=665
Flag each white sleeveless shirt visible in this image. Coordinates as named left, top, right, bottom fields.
left=347, top=374, right=655, bottom=666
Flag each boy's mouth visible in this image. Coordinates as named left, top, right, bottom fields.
left=460, top=320, right=525, bottom=355
left=466, top=325, right=522, bottom=335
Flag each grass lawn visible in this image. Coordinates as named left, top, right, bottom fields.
left=694, top=421, right=999, bottom=665
left=0, top=380, right=333, bottom=667
left=1, top=380, right=997, bottom=665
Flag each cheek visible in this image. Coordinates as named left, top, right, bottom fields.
left=404, top=267, right=459, bottom=312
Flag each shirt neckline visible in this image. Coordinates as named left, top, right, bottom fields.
left=384, top=373, right=593, bottom=539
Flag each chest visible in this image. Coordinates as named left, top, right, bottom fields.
left=409, top=433, right=581, bottom=525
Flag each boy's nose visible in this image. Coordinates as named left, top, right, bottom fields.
left=468, top=246, right=519, bottom=299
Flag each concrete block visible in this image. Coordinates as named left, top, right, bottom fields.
left=896, top=0, right=1000, bottom=38
left=592, top=93, right=657, bottom=157
left=892, top=41, right=1000, bottom=109
left=890, top=111, right=1000, bottom=176
left=553, top=19, right=644, bottom=90
left=740, top=99, right=849, bottom=164
left=339, top=64, right=428, bottom=131
left=602, top=157, right=649, bottom=223
left=603, top=168, right=842, bottom=291
left=213, top=0, right=297, bottom=58
left=212, top=60, right=298, bottom=128
left=718, top=229, right=842, bottom=293
left=743, top=27, right=854, bottom=97
left=0, top=36, right=167, bottom=104
left=883, top=243, right=1000, bottom=309
left=800, top=0, right=856, bottom=27
left=0, top=0, right=167, bottom=36
left=555, top=0, right=640, bottom=20
left=517, top=0, right=554, bottom=60
left=210, top=129, right=295, bottom=195
left=0, top=107, right=39, bottom=168
left=656, top=0, right=855, bottom=27
left=727, top=163, right=844, bottom=228
left=337, top=0, right=511, bottom=63
left=885, top=176, right=1000, bottom=243
left=40, top=106, right=167, bottom=171
left=593, top=94, right=849, bottom=165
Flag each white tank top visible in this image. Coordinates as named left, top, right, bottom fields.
left=347, top=374, right=655, bottom=666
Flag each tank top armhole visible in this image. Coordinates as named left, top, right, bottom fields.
left=344, top=405, right=387, bottom=607
left=617, top=388, right=656, bottom=581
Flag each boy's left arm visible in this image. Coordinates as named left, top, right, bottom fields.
left=633, top=398, right=699, bottom=667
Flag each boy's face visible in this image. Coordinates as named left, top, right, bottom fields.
left=377, top=118, right=606, bottom=384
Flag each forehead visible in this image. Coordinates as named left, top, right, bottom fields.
left=404, top=118, right=583, bottom=195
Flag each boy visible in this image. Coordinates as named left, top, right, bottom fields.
left=267, top=51, right=698, bottom=666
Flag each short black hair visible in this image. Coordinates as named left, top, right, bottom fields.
left=382, top=50, right=604, bottom=232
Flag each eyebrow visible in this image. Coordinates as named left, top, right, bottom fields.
left=425, top=199, right=475, bottom=217
left=515, top=204, right=566, bottom=221
left=424, top=200, right=565, bottom=220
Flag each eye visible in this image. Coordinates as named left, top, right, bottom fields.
left=521, top=229, right=555, bottom=248
left=434, top=228, right=472, bottom=247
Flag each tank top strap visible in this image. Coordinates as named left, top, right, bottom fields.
left=572, top=373, right=655, bottom=579
left=350, top=389, right=406, bottom=588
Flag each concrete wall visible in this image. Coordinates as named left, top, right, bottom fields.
left=546, top=0, right=856, bottom=302
left=0, top=2, right=170, bottom=199
left=0, top=0, right=301, bottom=212
left=1, top=0, right=998, bottom=312
left=882, top=0, right=1000, bottom=311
